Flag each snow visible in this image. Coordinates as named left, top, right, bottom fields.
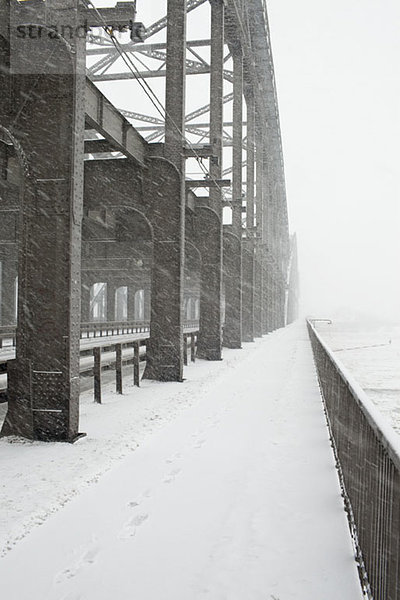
left=0, top=322, right=363, bottom=599
left=315, top=320, right=400, bottom=436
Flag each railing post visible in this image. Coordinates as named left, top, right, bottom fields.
left=116, top=343, right=123, bottom=394
left=93, top=347, right=101, bottom=404
left=133, top=341, right=140, bottom=387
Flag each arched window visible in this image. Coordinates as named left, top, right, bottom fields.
left=223, top=205, right=233, bottom=225
left=186, top=298, right=192, bottom=320
left=115, top=286, right=128, bottom=321
left=134, top=289, right=144, bottom=321
left=90, top=282, right=107, bottom=321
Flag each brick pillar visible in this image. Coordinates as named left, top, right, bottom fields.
left=1, top=7, right=85, bottom=441
left=241, top=243, right=255, bottom=342
left=223, top=232, right=242, bottom=349
left=195, top=206, right=222, bottom=360
left=195, top=0, right=225, bottom=360
left=143, top=158, right=184, bottom=381
left=223, top=47, right=243, bottom=348
left=143, top=0, right=186, bottom=381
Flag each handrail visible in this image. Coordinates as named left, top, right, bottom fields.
left=307, top=319, right=400, bottom=470
left=0, top=320, right=200, bottom=346
left=307, top=318, right=400, bottom=600
left=0, top=326, right=200, bottom=403
left=80, top=320, right=150, bottom=338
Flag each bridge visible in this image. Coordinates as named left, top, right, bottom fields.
left=0, top=1, right=398, bottom=599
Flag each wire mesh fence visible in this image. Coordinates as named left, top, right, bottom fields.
left=307, top=320, right=400, bottom=600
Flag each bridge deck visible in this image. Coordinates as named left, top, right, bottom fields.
left=0, top=323, right=362, bottom=598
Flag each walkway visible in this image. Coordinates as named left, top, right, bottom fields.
left=0, top=322, right=363, bottom=599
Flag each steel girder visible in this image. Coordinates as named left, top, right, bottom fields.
left=87, top=0, right=289, bottom=318
left=86, top=0, right=208, bottom=46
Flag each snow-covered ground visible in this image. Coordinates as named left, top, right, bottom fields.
left=0, top=322, right=362, bottom=599
left=315, top=319, right=400, bottom=436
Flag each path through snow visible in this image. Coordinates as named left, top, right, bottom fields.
left=0, top=322, right=363, bottom=599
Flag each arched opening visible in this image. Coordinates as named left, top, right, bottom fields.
left=223, top=205, right=233, bottom=225
left=183, top=297, right=191, bottom=321
left=134, top=288, right=144, bottom=321
left=115, top=286, right=128, bottom=321
left=0, top=126, right=22, bottom=330
left=184, top=241, right=201, bottom=326
left=90, top=282, right=107, bottom=321
left=82, top=205, right=153, bottom=325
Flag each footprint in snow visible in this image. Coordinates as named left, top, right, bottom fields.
left=194, top=438, right=206, bottom=449
left=118, top=513, right=149, bottom=539
left=165, top=452, right=182, bottom=464
left=55, top=541, right=99, bottom=584
left=163, top=468, right=181, bottom=484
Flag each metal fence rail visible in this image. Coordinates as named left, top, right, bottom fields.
left=0, top=320, right=200, bottom=347
left=307, top=319, right=400, bottom=600
left=1, top=328, right=199, bottom=404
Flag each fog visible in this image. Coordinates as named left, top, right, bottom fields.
left=268, top=0, right=400, bottom=322
left=92, top=0, right=400, bottom=323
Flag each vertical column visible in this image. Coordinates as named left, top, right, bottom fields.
left=223, top=46, right=243, bottom=349
left=253, top=253, right=263, bottom=337
left=254, top=113, right=264, bottom=337
left=143, top=0, right=186, bottom=381
left=81, top=277, right=90, bottom=323
left=241, top=245, right=254, bottom=342
left=246, top=92, right=255, bottom=235
left=1, top=3, right=85, bottom=441
left=274, top=161, right=289, bottom=327
left=242, top=91, right=255, bottom=342
left=196, top=0, right=224, bottom=361
left=232, top=48, right=243, bottom=240
left=164, top=0, right=186, bottom=172
left=263, top=140, right=274, bottom=333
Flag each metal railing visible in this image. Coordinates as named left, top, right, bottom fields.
left=0, top=326, right=199, bottom=404
left=307, top=319, right=400, bottom=600
left=0, top=319, right=200, bottom=346
left=80, top=320, right=150, bottom=338
left=92, top=330, right=198, bottom=403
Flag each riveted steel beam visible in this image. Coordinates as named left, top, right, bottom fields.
left=90, top=66, right=234, bottom=82
left=85, top=78, right=147, bottom=166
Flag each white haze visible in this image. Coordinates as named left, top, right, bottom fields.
left=268, top=0, right=400, bottom=323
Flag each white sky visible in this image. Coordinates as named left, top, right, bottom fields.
left=92, top=0, right=400, bottom=322
left=267, top=0, right=400, bottom=321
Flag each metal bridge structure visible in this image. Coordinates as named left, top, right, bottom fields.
left=0, top=0, right=298, bottom=443
left=2, top=4, right=400, bottom=598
